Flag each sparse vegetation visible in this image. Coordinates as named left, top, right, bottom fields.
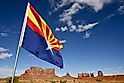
left=60, top=80, right=67, bottom=83
left=96, top=79, right=102, bottom=83
left=50, top=80, right=56, bottom=83
left=50, top=80, right=67, bottom=83
left=2, top=76, right=19, bottom=83
left=73, top=80, right=75, bottom=83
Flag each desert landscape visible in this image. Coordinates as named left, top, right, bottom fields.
left=0, top=66, right=124, bottom=83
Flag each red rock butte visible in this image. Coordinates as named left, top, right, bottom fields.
left=1, top=66, right=124, bottom=83
left=20, top=66, right=56, bottom=78
left=18, top=66, right=124, bottom=83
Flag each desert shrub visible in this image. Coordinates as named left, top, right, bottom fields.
left=96, top=79, right=102, bottom=83
left=60, top=80, right=67, bottom=83
left=50, top=80, right=56, bottom=83
left=6, top=76, right=19, bottom=83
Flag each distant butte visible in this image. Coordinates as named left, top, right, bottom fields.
left=0, top=66, right=124, bottom=83
left=20, top=66, right=57, bottom=78
left=18, top=66, right=124, bottom=83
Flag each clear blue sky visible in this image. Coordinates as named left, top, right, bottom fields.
left=0, top=0, right=124, bottom=77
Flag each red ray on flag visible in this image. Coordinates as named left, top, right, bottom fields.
left=21, top=3, right=64, bottom=68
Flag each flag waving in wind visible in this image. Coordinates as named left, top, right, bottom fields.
left=11, top=2, right=64, bottom=83
left=21, top=3, right=63, bottom=68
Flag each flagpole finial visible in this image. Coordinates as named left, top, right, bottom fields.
left=28, top=2, right=30, bottom=5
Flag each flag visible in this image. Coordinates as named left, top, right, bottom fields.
left=21, top=3, right=63, bottom=68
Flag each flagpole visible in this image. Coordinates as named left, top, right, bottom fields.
left=11, top=2, right=30, bottom=83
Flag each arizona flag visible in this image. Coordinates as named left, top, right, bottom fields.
left=20, top=2, right=63, bottom=68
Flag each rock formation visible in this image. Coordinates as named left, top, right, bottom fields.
left=78, top=72, right=95, bottom=78
left=78, top=73, right=90, bottom=78
left=62, top=73, right=74, bottom=79
left=98, top=70, right=103, bottom=77
left=20, top=66, right=56, bottom=78
left=1, top=66, right=124, bottom=83
left=90, top=73, right=94, bottom=77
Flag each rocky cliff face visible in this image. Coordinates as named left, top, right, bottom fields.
left=98, top=70, right=103, bottom=77
left=20, top=66, right=56, bottom=78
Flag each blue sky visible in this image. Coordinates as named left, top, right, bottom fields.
left=0, top=0, right=124, bottom=77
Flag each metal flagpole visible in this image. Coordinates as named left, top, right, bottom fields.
left=11, top=2, right=30, bottom=83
